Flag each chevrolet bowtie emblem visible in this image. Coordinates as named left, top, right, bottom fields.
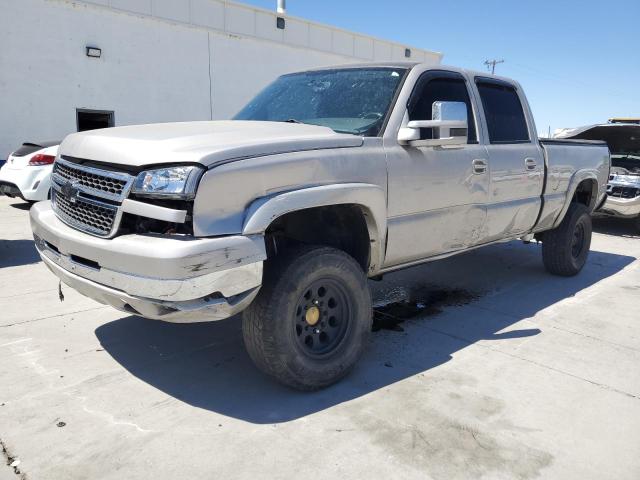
left=61, top=180, right=80, bottom=204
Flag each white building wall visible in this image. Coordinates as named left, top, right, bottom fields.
left=0, top=0, right=442, bottom=159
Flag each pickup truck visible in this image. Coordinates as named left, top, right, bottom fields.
left=30, top=63, right=610, bottom=390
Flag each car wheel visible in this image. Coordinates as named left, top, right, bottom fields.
left=542, top=203, right=592, bottom=276
left=242, top=245, right=372, bottom=391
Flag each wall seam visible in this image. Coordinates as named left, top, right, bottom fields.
left=208, top=32, right=213, bottom=120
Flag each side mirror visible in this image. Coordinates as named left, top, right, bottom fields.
left=398, top=101, right=469, bottom=147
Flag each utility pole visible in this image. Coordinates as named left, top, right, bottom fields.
left=484, top=59, right=504, bottom=74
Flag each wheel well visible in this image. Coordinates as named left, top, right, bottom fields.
left=572, top=179, right=597, bottom=210
left=265, top=205, right=370, bottom=271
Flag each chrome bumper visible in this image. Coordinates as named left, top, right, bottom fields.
left=30, top=201, right=265, bottom=323
left=598, top=195, right=640, bottom=218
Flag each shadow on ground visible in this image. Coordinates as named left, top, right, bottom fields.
left=95, top=243, right=635, bottom=424
left=593, top=217, right=640, bottom=239
left=9, top=202, right=32, bottom=211
left=0, top=239, right=39, bottom=268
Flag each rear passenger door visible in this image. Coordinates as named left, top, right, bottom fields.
left=474, top=78, right=544, bottom=241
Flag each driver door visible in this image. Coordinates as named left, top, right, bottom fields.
left=383, top=71, right=490, bottom=267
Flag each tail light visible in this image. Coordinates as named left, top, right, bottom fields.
left=29, top=154, right=56, bottom=166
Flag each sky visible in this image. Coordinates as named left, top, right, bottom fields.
left=239, top=0, right=640, bottom=136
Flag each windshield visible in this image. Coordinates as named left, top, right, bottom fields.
left=234, top=67, right=407, bottom=136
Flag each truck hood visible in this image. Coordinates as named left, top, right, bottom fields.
left=58, top=120, right=364, bottom=168
left=556, top=123, right=640, bottom=176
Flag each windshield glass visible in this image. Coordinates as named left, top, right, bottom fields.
left=234, top=68, right=407, bottom=136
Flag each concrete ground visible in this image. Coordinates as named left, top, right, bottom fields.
left=1, top=195, right=639, bottom=480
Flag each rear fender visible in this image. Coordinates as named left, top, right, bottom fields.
left=552, top=170, right=599, bottom=228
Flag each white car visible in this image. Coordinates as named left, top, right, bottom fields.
left=0, top=141, right=59, bottom=202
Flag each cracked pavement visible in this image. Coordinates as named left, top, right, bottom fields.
left=1, top=196, right=639, bottom=479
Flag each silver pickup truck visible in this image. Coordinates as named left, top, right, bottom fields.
left=31, top=63, right=610, bottom=390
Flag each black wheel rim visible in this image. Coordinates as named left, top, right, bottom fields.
left=294, top=278, right=352, bottom=358
left=571, top=222, right=585, bottom=258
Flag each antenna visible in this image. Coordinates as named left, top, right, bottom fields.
left=484, top=59, right=504, bottom=74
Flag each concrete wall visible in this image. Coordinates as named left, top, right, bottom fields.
left=0, top=0, right=442, bottom=159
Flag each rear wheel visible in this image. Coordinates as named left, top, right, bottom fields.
left=542, top=203, right=592, bottom=276
left=242, top=246, right=372, bottom=391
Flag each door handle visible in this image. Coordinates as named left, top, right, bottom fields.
left=525, top=158, right=537, bottom=170
left=472, top=159, right=488, bottom=174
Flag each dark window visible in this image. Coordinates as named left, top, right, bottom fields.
left=408, top=76, right=477, bottom=143
left=12, top=141, right=58, bottom=157
left=76, top=109, right=115, bottom=132
left=476, top=82, right=529, bottom=143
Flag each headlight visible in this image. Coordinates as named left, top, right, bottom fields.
left=132, top=166, right=204, bottom=199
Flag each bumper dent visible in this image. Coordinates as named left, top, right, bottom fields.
left=31, top=201, right=265, bottom=323
left=41, top=252, right=260, bottom=323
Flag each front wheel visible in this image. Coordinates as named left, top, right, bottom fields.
left=542, top=203, right=592, bottom=276
left=242, top=246, right=372, bottom=391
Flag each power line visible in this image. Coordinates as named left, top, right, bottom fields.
left=484, top=59, right=504, bottom=74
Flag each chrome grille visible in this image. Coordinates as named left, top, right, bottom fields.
left=54, top=161, right=127, bottom=196
left=53, top=157, right=132, bottom=202
left=51, top=158, right=134, bottom=237
left=52, top=190, right=117, bottom=237
left=607, top=185, right=640, bottom=199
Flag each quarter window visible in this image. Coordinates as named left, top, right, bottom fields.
left=476, top=82, right=529, bottom=143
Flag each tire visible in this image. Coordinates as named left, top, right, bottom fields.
left=242, top=245, right=372, bottom=391
left=634, top=216, right=640, bottom=233
left=542, top=203, right=592, bottom=276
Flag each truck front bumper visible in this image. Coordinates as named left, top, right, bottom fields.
left=598, top=195, right=640, bottom=218
left=30, top=201, right=266, bottom=323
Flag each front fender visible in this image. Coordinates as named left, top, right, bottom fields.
left=242, top=183, right=387, bottom=273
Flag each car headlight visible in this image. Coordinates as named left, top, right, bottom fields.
left=132, top=166, right=204, bottom=199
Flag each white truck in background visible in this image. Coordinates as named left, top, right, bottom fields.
left=556, top=121, right=640, bottom=231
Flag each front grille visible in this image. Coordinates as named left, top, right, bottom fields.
left=52, top=190, right=117, bottom=237
left=51, top=158, right=134, bottom=237
left=53, top=158, right=129, bottom=198
left=608, top=185, right=640, bottom=199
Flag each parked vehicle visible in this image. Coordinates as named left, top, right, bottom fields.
left=0, top=141, right=59, bottom=202
left=608, top=118, right=640, bottom=125
left=31, top=63, right=610, bottom=390
left=555, top=122, right=640, bottom=231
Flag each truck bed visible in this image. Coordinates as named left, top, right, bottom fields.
left=535, top=139, right=610, bottom=231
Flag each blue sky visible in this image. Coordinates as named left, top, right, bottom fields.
left=240, top=0, right=640, bottom=136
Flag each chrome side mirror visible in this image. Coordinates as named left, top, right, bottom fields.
left=398, top=101, right=469, bottom=147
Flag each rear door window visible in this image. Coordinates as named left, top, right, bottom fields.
left=476, top=81, right=530, bottom=143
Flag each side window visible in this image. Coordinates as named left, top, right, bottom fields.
left=476, top=82, right=529, bottom=143
left=408, top=77, right=477, bottom=143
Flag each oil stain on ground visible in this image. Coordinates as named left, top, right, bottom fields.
left=372, top=285, right=480, bottom=332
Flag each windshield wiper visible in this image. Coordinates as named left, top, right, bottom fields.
left=282, top=118, right=303, bottom=124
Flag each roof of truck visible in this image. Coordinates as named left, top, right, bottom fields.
left=299, top=62, right=518, bottom=84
